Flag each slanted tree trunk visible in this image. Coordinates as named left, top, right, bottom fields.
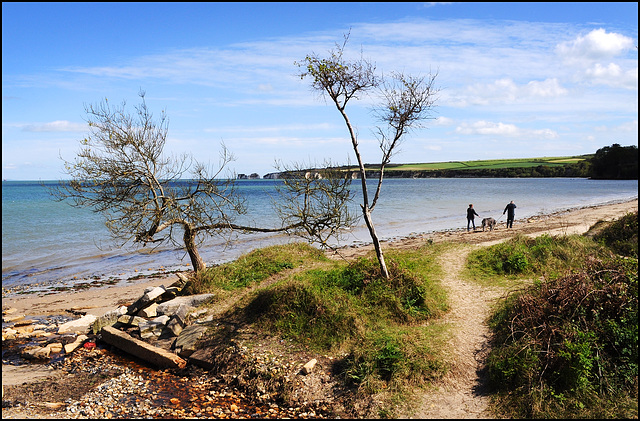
left=183, top=225, right=206, bottom=273
left=361, top=207, right=389, bottom=279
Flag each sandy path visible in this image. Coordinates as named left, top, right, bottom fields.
left=395, top=198, right=637, bottom=419
left=400, top=245, right=501, bottom=419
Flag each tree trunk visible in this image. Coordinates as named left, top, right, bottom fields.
left=362, top=207, right=389, bottom=279
left=183, top=225, right=206, bottom=273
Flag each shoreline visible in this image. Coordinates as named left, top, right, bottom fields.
left=2, top=198, right=637, bottom=319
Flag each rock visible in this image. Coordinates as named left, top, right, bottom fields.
left=138, top=302, right=158, bottom=318
left=174, top=272, right=191, bottom=288
left=44, top=402, right=66, bottom=409
left=48, top=342, right=64, bottom=354
left=2, top=313, right=25, bottom=323
left=15, top=325, right=35, bottom=337
left=64, top=334, right=89, bottom=354
left=92, top=306, right=128, bottom=334
left=174, top=324, right=209, bottom=358
left=14, top=319, right=35, bottom=328
left=100, top=325, right=186, bottom=369
left=127, top=286, right=167, bottom=315
left=139, top=315, right=171, bottom=339
left=3, top=327, right=17, bottom=340
left=58, top=314, right=97, bottom=334
left=302, top=358, right=318, bottom=375
left=22, top=346, right=46, bottom=359
left=165, top=304, right=189, bottom=337
left=187, top=346, right=216, bottom=370
left=156, top=294, right=214, bottom=315
left=117, top=315, right=148, bottom=327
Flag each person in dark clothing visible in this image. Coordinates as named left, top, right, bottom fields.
left=503, top=200, right=517, bottom=228
left=467, top=204, right=480, bottom=231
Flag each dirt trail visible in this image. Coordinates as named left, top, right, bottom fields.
left=401, top=244, right=504, bottom=419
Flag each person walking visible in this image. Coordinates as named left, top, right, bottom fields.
left=503, top=200, right=517, bottom=228
left=467, top=203, right=479, bottom=231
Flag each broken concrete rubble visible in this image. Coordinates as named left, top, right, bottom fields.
left=139, top=315, right=171, bottom=339
left=173, top=323, right=210, bottom=358
left=64, top=334, right=89, bottom=354
left=92, top=306, right=128, bottom=334
left=57, top=314, right=97, bottom=334
left=127, top=285, right=167, bottom=315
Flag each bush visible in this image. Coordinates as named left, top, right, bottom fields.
left=486, top=256, right=638, bottom=418
left=593, top=211, right=638, bottom=258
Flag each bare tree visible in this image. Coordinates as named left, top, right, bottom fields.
left=271, top=160, right=359, bottom=249
left=51, top=91, right=356, bottom=273
left=297, top=33, right=439, bottom=279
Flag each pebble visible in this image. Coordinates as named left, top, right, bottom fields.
left=2, top=315, right=334, bottom=419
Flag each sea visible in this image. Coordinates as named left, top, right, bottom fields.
left=2, top=178, right=638, bottom=294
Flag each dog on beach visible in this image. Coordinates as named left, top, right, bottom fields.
left=482, top=217, right=496, bottom=231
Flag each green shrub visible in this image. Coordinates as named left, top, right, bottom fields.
left=487, top=256, right=638, bottom=418
left=593, top=211, right=638, bottom=258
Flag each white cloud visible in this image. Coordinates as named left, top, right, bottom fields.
left=584, top=63, right=638, bottom=89
left=455, top=120, right=558, bottom=139
left=555, top=28, right=634, bottom=60
left=22, top=120, right=87, bottom=132
left=433, top=116, right=454, bottom=126
left=525, top=79, right=568, bottom=97
left=451, top=78, right=568, bottom=107
left=456, top=121, right=519, bottom=136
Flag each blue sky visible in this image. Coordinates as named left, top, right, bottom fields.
left=2, top=2, right=638, bottom=180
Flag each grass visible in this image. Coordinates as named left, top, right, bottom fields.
left=362, top=155, right=590, bottom=172
left=465, top=212, right=638, bottom=418
left=186, top=212, right=637, bottom=418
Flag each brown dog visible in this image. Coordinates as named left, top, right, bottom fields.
left=482, top=217, right=496, bottom=231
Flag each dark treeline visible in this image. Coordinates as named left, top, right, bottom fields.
left=589, top=143, right=638, bottom=179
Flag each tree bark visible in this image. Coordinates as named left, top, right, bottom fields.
left=362, top=207, right=389, bottom=279
left=183, top=225, right=206, bottom=273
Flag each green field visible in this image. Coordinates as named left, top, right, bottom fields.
left=371, top=155, right=590, bottom=172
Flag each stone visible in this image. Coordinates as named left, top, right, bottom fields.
left=187, top=346, right=216, bottom=370
left=92, top=306, right=128, bottom=334
left=302, top=358, right=318, bottom=375
left=138, top=302, right=158, bottom=318
left=2, top=313, right=25, bottom=323
left=48, top=342, right=63, bottom=354
left=64, top=334, right=89, bottom=354
left=22, top=346, right=46, bottom=359
left=174, top=324, right=209, bottom=358
left=139, top=315, right=171, bottom=339
left=156, top=294, right=214, bottom=315
left=100, top=325, right=186, bottom=369
left=58, top=314, right=97, bottom=334
left=117, top=315, right=148, bottom=327
left=127, top=286, right=167, bottom=315
left=165, top=304, right=189, bottom=337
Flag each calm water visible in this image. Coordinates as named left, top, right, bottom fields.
left=2, top=178, right=637, bottom=292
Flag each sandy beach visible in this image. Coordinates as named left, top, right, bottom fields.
left=2, top=198, right=637, bottom=319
